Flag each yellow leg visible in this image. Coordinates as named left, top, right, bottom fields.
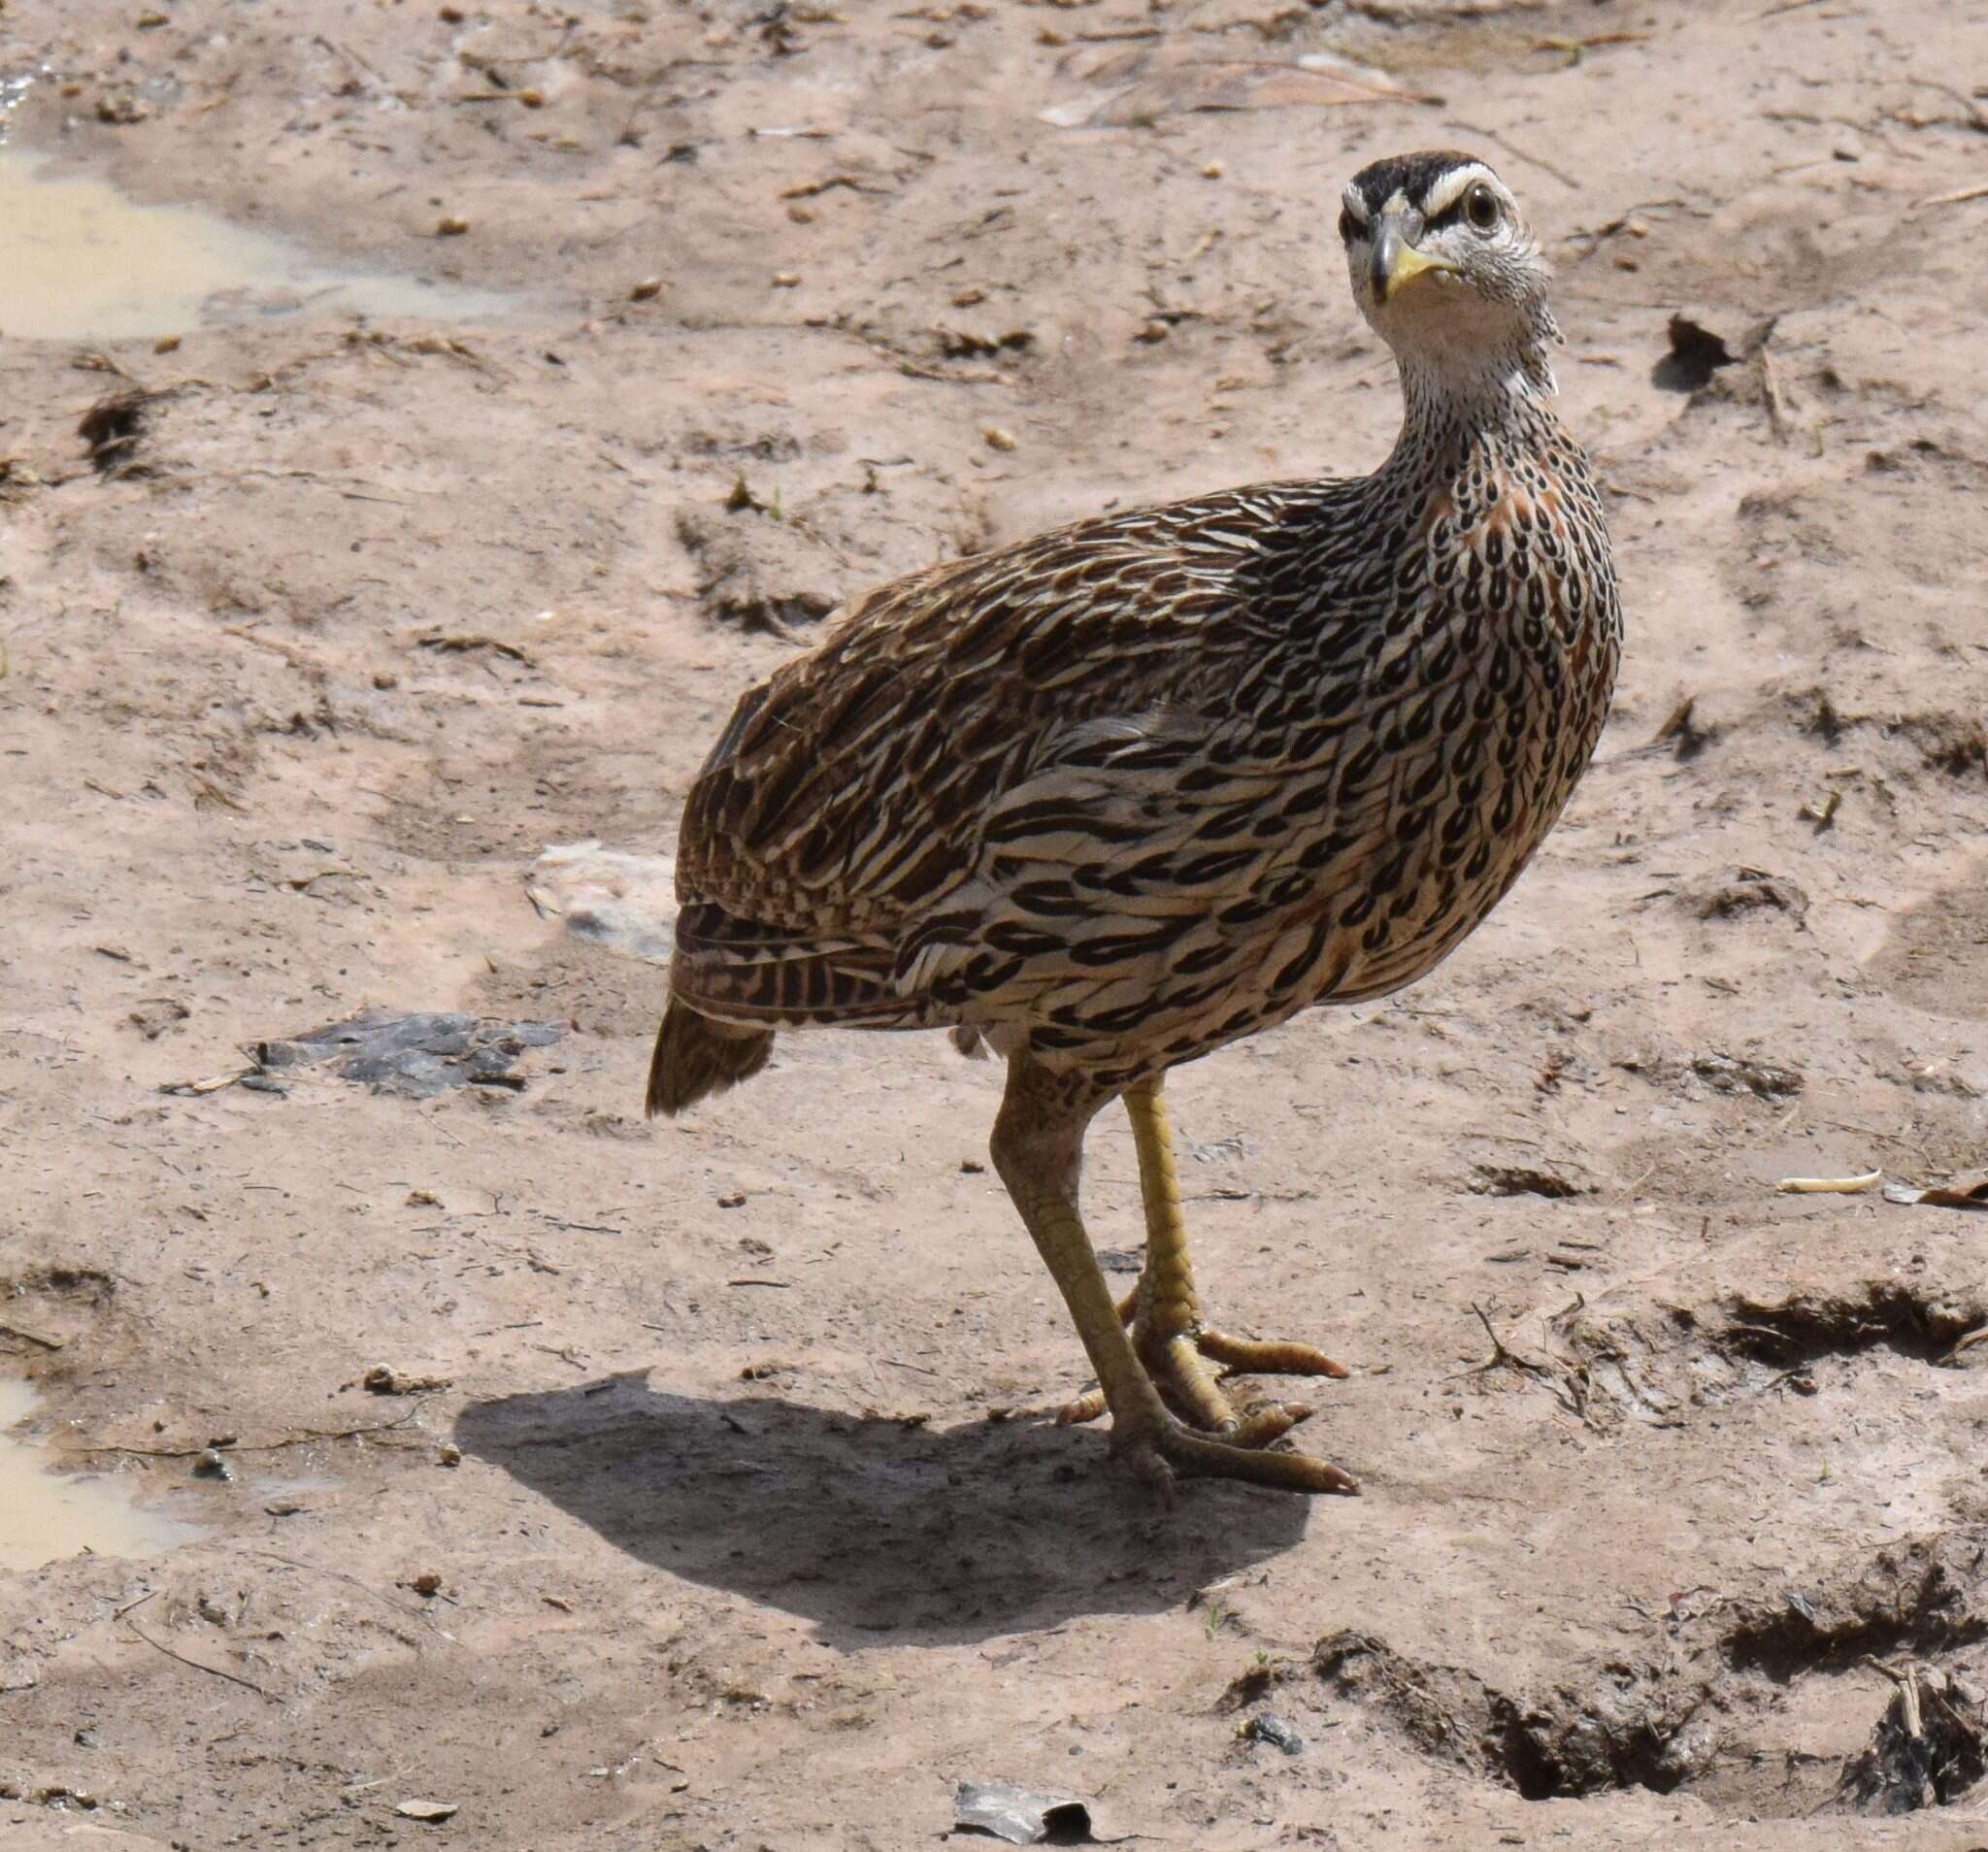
left=1060, top=1078, right=1349, bottom=1439
left=994, top=1058, right=1355, bottom=1497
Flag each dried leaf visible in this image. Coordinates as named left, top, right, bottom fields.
left=1882, top=1175, right=1988, bottom=1211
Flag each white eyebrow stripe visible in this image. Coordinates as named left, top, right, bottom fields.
left=1341, top=184, right=1369, bottom=223
left=1420, top=163, right=1499, bottom=218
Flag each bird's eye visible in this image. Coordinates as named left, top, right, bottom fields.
left=1338, top=206, right=1360, bottom=244
left=1464, top=183, right=1501, bottom=233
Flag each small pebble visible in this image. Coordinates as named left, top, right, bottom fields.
left=1244, top=1712, right=1304, bottom=1756
left=771, top=271, right=801, bottom=288
left=629, top=276, right=664, bottom=301
left=437, top=215, right=471, bottom=237
left=981, top=425, right=1018, bottom=452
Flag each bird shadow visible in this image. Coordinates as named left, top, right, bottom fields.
left=454, top=1372, right=1309, bottom=1648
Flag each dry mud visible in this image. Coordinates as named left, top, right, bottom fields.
left=3, top=0, right=1988, bottom=1847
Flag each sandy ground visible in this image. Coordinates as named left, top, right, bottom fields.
left=4, top=0, right=1988, bottom=1845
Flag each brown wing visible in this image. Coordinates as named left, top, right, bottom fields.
left=667, top=485, right=1340, bottom=1028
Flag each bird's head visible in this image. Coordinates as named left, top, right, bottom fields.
left=1340, top=150, right=1558, bottom=393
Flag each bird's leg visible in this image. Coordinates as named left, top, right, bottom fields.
left=1059, top=1078, right=1349, bottom=1440
left=993, top=1055, right=1355, bottom=1496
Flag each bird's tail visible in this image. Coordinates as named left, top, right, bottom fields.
left=646, top=997, right=775, bottom=1118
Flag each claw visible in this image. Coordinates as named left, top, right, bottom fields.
left=1056, top=1387, right=1109, bottom=1427
left=1115, top=1432, right=1179, bottom=1500
left=1116, top=1412, right=1358, bottom=1497
left=1219, top=1401, right=1312, bottom=1448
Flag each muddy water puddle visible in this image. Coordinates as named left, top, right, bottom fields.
left=0, top=146, right=514, bottom=342
left=0, top=1379, right=202, bottom=1572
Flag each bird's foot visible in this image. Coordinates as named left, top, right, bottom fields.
left=1113, top=1407, right=1359, bottom=1498
left=1056, top=1288, right=1348, bottom=1442
left=1057, top=1335, right=1313, bottom=1443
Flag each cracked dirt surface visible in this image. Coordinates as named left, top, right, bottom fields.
left=3, top=0, right=1988, bottom=1846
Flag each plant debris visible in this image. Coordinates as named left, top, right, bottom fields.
left=952, top=1779, right=1102, bottom=1844
left=1676, top=867, right=1808, bottom=924
left=1839, top=1664, right=1988, bottom=1813
left=1882, top=1176, right=1988, bottom=1211
left=362, top=1365, right=453, bottom=1396
left=1777, top=1171, right=1881, bottom=1195
left=1693, top=1052, right=1804, bottom=1100
left=255, top=1010, right=563, bottom=1099
left=77, top=387, right=153, bottom=471
left=1651, top=695, right=1714, bottom=761
left=1470, top=1163, right=1591, bottom=1200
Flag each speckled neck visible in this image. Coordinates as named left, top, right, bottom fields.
left=1391, top=334, right=1560, bottom=461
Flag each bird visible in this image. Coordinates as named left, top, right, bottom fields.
left=646, top=149, right=1621, bottom=1496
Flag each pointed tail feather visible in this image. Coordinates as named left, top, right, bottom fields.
left=646, top=998, right=775, bottom=1117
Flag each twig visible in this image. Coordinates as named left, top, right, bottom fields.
left=1725, top=1320, right=1800, bottom=1351
left=1467, top=1303, right=1538, bottom=1372
left=1939, top=1327, right=1988, bottom=1365
left=1445, top=120, right=1577, bottom=190
left=1920, top=182, right=1988, bottom=209
left=528, top=1343, right=587, bottom=1371
left=1757, top=348, right=1794, bottom=443
left=1460, top=1304, right=1588, bottom=1417
left=125, top=1614, right=283, bottom=1703
left=246, top=1550, right=448, bottom=1632
left=76, top=1397, right=433, bottom=1459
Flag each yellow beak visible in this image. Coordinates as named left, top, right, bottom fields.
left=1370, top=217, right=1459, bottom=305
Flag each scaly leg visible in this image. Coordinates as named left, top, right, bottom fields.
left=1059, top=1077, right=1348, bottom=1439
left=992, top=1056, right=1355, bottom=1496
